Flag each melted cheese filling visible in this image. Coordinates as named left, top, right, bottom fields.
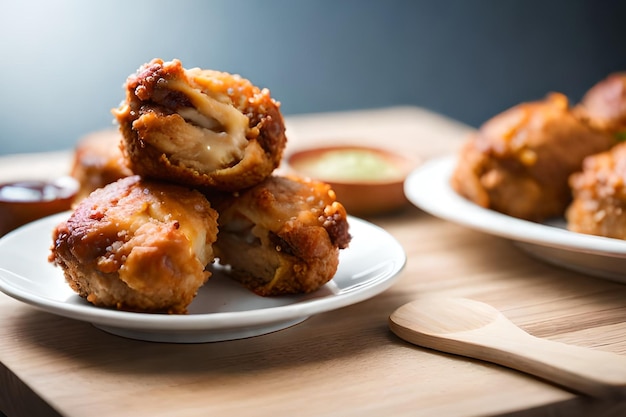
left=154, top=77, right=249, bottom=172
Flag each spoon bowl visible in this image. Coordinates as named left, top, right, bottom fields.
left=389, top=296, right=626, bottom=399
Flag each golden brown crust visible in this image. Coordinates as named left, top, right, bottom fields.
left=70, top=129, right=133, bottom=201
left=451, top=93, right=616, bottom=221
left=112, top=58, right=286, bottom=191
left=49, top=175, right=219, bottom=314
left=210, top=175, right=351, bottom=296
left=566, top=142, right=626, bottom=238
left=574, top=72, right=626, bottom=138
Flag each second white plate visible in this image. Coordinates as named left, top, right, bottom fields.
left=404, top=155, right=626, bottom=284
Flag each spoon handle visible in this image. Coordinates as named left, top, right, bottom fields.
left=499, top=332, right=626, bottom=399
left=391, top=314, right=626, bottom=399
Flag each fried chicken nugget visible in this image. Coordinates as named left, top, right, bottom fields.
left=49, top=175, right=218, bottom=314
left=210, top=175, right=351, bottom=296
left=451, top=93, right=615, bottom=221
left=574, top=72, right=626, bottom=140
left=566, top=142, right=626, bottom=239
left=112, top=58, right=287, bottom=191
left=70, top=129, right=133, bottom=202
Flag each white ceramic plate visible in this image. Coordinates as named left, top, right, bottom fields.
left=0, top=213, right=405, bottom=343
left=404, top=155, right=626, bottom=284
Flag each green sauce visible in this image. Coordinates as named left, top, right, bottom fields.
left=295, top=149, right=403, bottom=182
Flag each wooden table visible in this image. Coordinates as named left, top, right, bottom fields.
left=1, top=107, right=626, bottom=417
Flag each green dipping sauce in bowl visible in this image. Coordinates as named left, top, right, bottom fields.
left=287, top=145, right=416, bottom=216
left=293, top=148, right=404, bottom=183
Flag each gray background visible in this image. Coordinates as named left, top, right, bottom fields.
left=1, top=0, right=625, bottom=155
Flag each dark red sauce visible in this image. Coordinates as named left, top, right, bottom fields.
left=0, top=179, right=76, bottom=202
left=0, top=177, right=78, bottom=236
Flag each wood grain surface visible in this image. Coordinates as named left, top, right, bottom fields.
left=1, top=107, right=626, bottom=417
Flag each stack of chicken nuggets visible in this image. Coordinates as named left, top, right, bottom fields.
left=49, top=59, right=351, bottom=314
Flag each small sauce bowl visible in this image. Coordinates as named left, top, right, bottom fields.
left=0, top=176, right=78, bottom=236
left=286, top=145, right=417, bottom=216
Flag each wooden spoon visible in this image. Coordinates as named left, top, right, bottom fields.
left=389, top=296, right=626, bottom=399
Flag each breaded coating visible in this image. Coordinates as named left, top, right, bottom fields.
left=210, top=175, right=351, bottom=296
left=574, top=72, right=626, bottom=139
left=451, top=93, right=615, bottom=221
left=49, top=175, right=218, bottom=314
left=70, top=129, right=133, bottom=202
left=566, top=142, right=626, bottom=239
left=112, top=58, right=287, bottom=191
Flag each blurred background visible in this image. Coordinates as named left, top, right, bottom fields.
left=1, top=0, right=625, bottom=155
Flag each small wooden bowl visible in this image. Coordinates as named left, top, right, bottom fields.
left=0, top=177, right=78, bottom=237
left=286, top=145, right=416, bottom=216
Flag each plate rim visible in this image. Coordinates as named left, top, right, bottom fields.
left=403, top=154, right=626, bottom=258
left=0, top=212, right=406, bottom=333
